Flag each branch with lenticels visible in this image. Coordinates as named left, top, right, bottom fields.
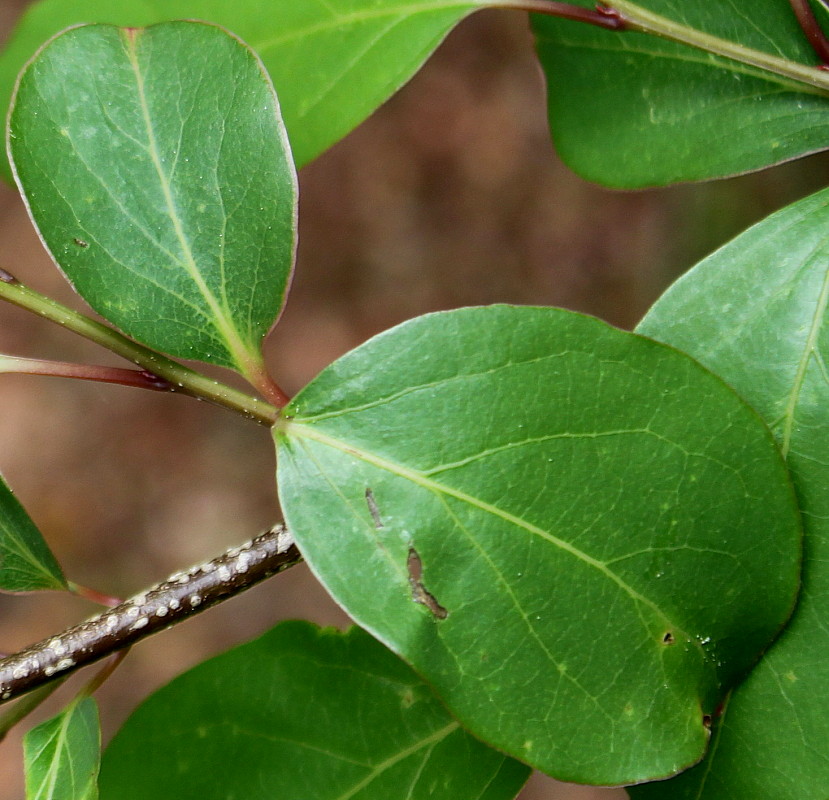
left=0, top=525, right=302, bottom=705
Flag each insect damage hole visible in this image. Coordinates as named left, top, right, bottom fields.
left=365, top=487, right=383, bottom=529
left=662, top=632, right=675, bottom=645
left=407, top=548, right=447, bottom=619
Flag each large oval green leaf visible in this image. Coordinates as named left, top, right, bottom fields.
left=24, top=697, right=100, bottom=800
left=8, top=21, right=297, bottom=376
left=0, top=0, right=485, bottom=180
left=99, top=621, right=530, bottom=800
left=631, top=188, right=829, bottom=797
left=274, top=305, right=802, bottom=786
left=533, top=0, right=829, bottom=187
left=0, top=473, right=66, bottom=592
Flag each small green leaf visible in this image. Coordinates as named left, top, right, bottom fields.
left=8, top=21, right=297, bottom=375
left=0, top=0, right=485, bottom=179
left=632, top=188, right=829, bottom=797
left=0, top=473, right=66, bottom=592
left=25, top=697, right=100, bottom=800
left=99, top=621, right=530, bottom=800
left=274, top=305, right=802, bottom=786
left=533, top=0, right=829, bottom=187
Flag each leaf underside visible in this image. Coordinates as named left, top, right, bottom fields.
left=24, top=697, right=100, bottom=800
left=532, top=0, right=829, bottom=187
left=8, top=21, right=297, bottom=372
left=0, top=473, right=66, bottom=592
left=632, top=186, right=829, bottom=798
left=0, top=0, right=484, bottom=180
left=99, top=621, right=530, bottom=800
left=275, top=305, right=802, bottom=786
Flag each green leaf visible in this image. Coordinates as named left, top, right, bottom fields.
left=24, top=697, right=100, bottom=800
left=274, top=305, right=802, bottom=786
left=0, top=473, right=66, bottom=592
left=99, top=621, right=530, bottom=800
left=0, top=0, right=485, bottom=180
left=8, top=21, right=297, bottom=375
left=533, top=0, right=829, bottom=187
left=632, top=187, right=829, bottom=797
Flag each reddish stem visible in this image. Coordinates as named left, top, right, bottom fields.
left=262, top=379, right=291, bottom=409
left=246, top=361, right=291, bottom=408
left=790, top=0, right=829, bottom=64
left=495, top=1, right=627, bottom=30
left=0, top=355, right=173, bottom=392
left=79, top=648, right=130, bottom=698
left=69, top=582, right=122, bottom=608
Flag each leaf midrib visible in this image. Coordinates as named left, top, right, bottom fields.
left=0, top=521, right=64, bottom=588
left=33, top=705, right=77, bottom=800
left=779, top=256, right=829, bottom=458
left=335, top=721, right=457, bottom=800
left=539, top=34, right=820, bottom=97
left=249, top=0, right=485, bottom=53
left=284, top=421, right=695, bottom=644
left=122, top=30, right=253, bottom=372
left=200, top=717, right=458, bottom=800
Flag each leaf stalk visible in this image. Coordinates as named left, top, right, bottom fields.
left=789, top=0, right=829, bottom=65
left=67, top=583, right=122, bottom=608
left=492, top=1, right=625, bottom=29
left=0, top=275, right=278, bottom=425
left=0, top=355, right=175, bottom=392
left=78, top=648, right=130, bottom=699
left=512, top=0, right=829, bottom=95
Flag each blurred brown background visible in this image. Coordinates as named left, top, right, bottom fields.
left=0, top=2, right=827, bottom=797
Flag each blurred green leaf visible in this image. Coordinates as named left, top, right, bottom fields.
left=9, top=21, right=297, bottom=375
left=533, top=0, right=829, bottom=187
left=274, top=305, right=802, bottom=786
left=0, top=473, right=66, bottom=592
left=99, top=621, right=530, bottom=800
left=24, top=697, right=100, bottom=800
left=0, top=0, right=485, bottom=179
left=633, top=187, right=829, bottom=797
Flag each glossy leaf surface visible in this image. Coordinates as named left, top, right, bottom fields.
left=632, top=188, right=829, bottom=797
left=275, top=305, right=802, bottom=786
left=533, top=0, right=829, bottom=187
left=9, top=22, right=297, bottom=374
left=99, top=621, right=530, bottom=800
left=0, top=0, right=484, bottom=179
left=24, top=697, right=100, bottom=800
left=0, top=473, right=66, bottom=592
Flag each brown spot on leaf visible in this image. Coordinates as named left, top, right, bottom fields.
left=364, top=487, right=383, bottom=529
left=407, top=548, right=447, bottom=619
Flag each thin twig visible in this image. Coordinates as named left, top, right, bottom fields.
left=0, top=525, right=302, bottom=704
left=0, top=272, right=278, bottom=426
left=78, top=648, right=130, bottom=699
left=0, top=355, right=174, bottom=392
left=494, top=0, right=627, bottom=30
left=790, top=0, right=829, bottom=64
